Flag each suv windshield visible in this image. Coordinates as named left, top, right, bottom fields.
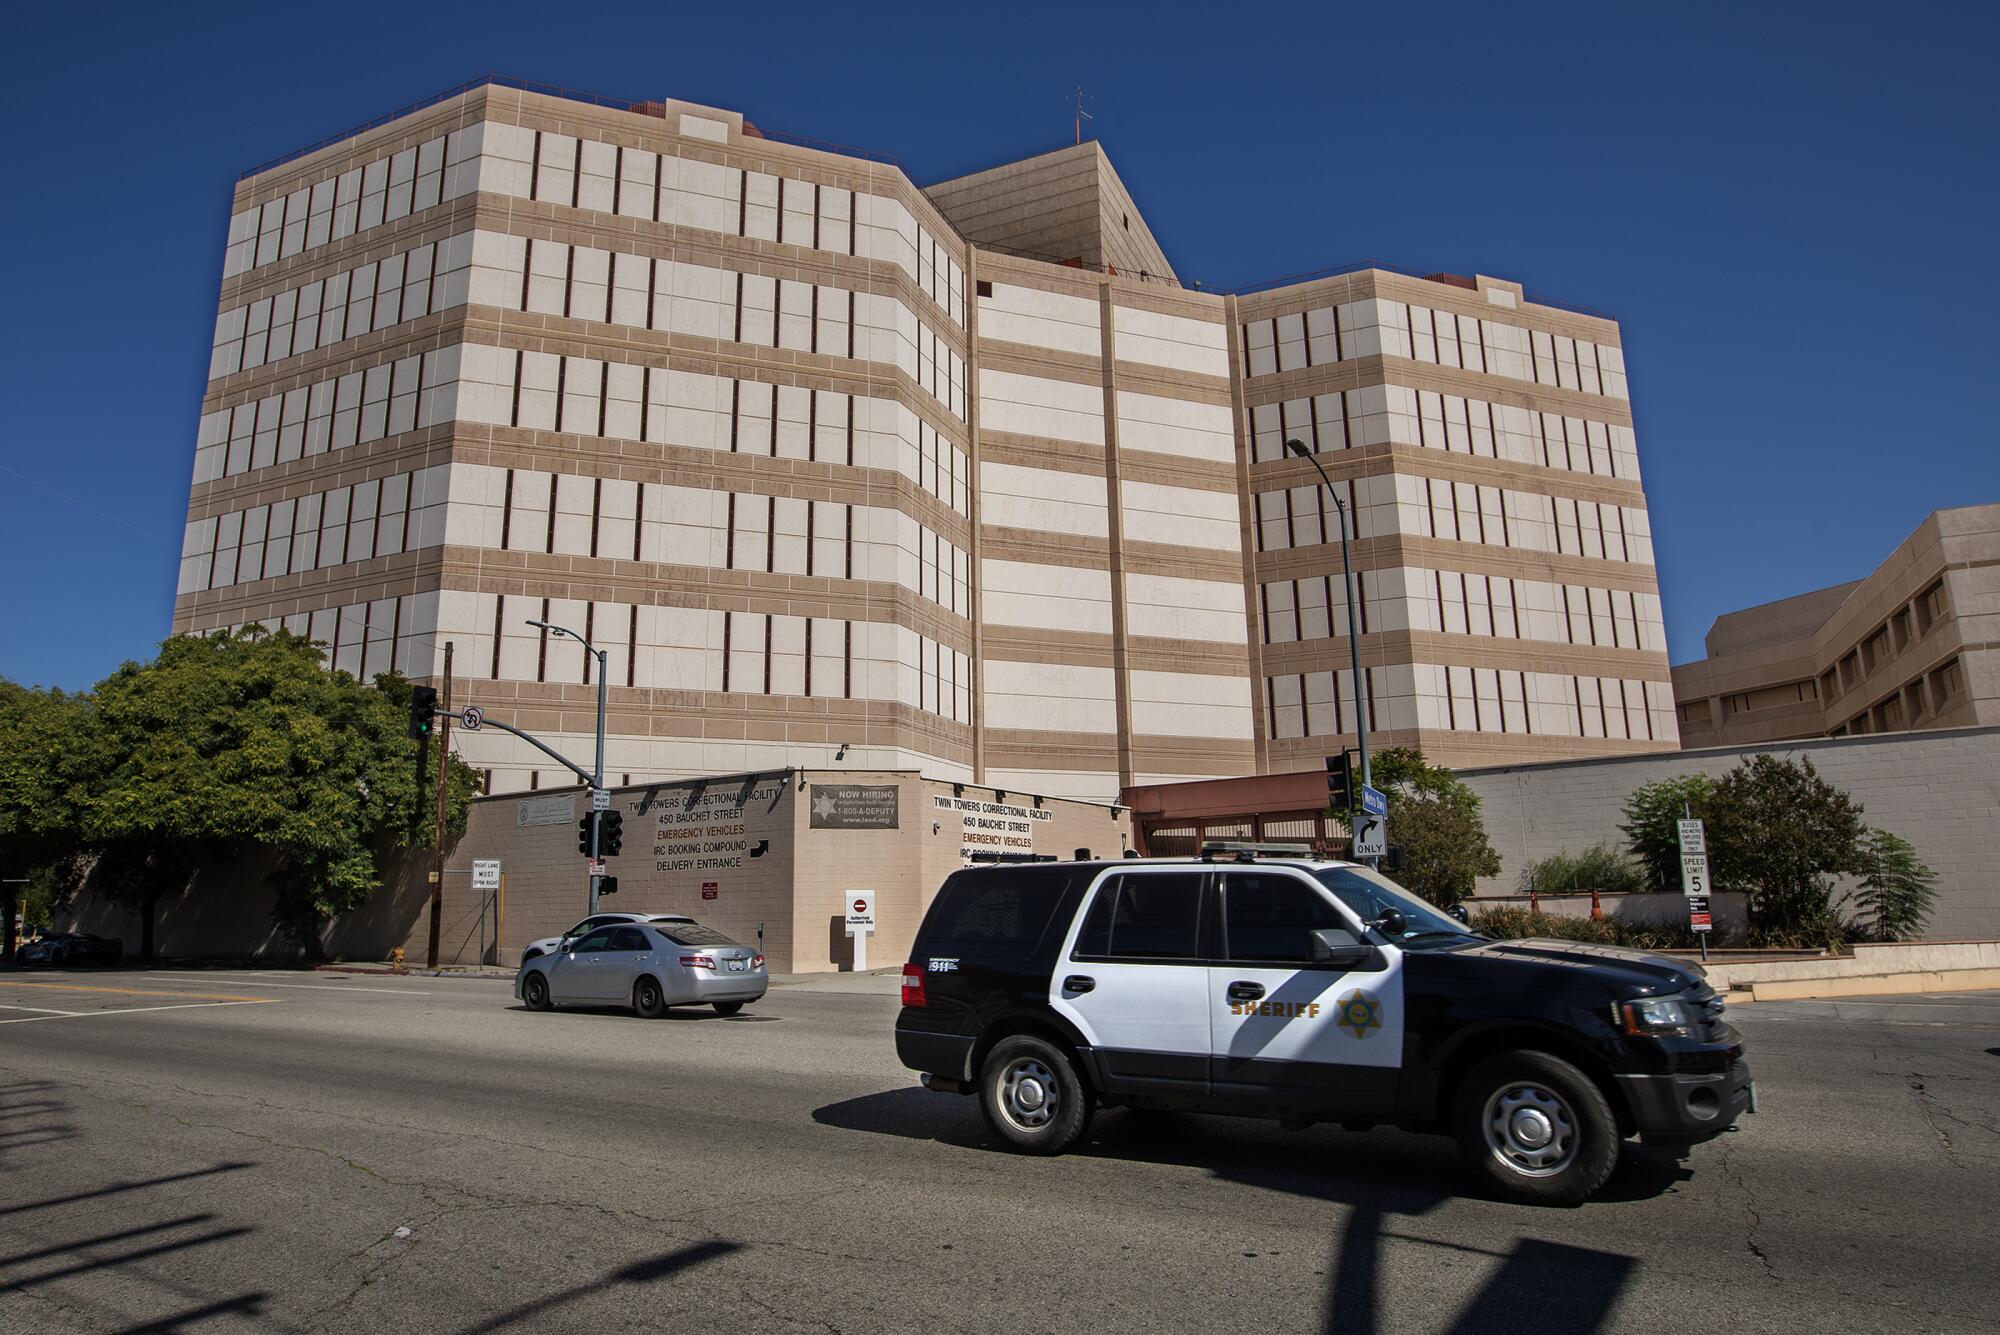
left=1313, top=866, right=1477, bottom=947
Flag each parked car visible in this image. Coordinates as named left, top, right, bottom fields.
left=516, top=920, right=767, bottom=1017
left=15, top=932, right=124, bottom=967
left=519, top=912, right=696, bottom=963
left=894, top=847, right=1753, bottom=1205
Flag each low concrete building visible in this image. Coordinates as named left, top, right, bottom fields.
left=1672, top=505, right=2000, bottom=747
left=387, top=768, right=1127, bottom=971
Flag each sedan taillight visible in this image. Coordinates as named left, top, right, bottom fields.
left=901, top=963, right=928, bottom=1007
left=681, top=955, right=716, bottom=970
left=752, top=954, right=765, bottom=970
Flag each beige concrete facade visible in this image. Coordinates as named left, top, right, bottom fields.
left=1673, top=505, right=2000, bottom=747
left=173, top=79, right=1678, bottom=809
left=400, top=770, right=1129, bottom=971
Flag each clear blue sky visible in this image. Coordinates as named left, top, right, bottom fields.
left=3, top=1, right=1995, bottom=691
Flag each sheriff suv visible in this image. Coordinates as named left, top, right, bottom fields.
left=895, top=848, right=1754, bottom=1205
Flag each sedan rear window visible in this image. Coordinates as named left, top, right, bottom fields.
left=651, top=922, right=740, bottom=948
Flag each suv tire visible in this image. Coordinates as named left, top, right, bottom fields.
left=979, top=1034, right=1093, bottom=1155
left=1453, top=1050, right=1620, bottom=1206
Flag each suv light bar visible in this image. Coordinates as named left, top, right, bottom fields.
left=1199, top=841, right=1316, bottom=863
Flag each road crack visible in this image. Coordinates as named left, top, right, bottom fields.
left=1718, top=1139, right=1777, bottom=1281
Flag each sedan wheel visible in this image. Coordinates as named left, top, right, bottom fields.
left=522, top=972, right=552, bottom=1011
left=634, top=976, right=669, bottom=1018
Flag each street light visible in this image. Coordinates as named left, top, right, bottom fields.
left=1284, top=438, right=1373, bottom=822
left=528, top=618, right=610, bottom=913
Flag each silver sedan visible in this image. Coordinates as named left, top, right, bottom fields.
left=516, top=920, right=767, bottom=1017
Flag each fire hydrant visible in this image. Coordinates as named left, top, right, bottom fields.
left=389, top=947, right=406, bottom=973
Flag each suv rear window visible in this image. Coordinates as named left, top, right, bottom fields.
left=919, top=868, right=1080, bottom=959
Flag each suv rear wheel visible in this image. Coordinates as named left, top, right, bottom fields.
left=1453, top=1050, right=1620, bottom=1205
left=978, top=1035, right=1093, bottom=1154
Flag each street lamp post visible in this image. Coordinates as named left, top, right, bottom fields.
left=528, top=618, right=609, bottom=913
left=1284, top=438, right=1372, bottom=810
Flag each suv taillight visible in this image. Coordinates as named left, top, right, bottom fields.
left=901, top=963, right=928, bottom=1007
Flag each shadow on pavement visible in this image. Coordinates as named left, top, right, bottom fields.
left=0, top=1081, right=270, bottom=1328
left=815, top=1087, right=1661, bottom=1334
left=456, top=1239, right=744, bottom=1334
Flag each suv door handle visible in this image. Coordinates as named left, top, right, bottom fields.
left=1227, top=981, right=1265, bottom=1002
left=1063, top=975, right=1095, bottom=994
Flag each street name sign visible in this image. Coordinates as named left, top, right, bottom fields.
left=1360, top=785, right=1388, bottom=819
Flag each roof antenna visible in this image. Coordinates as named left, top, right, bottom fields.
left=1075, top=86, right=1093, bottom=145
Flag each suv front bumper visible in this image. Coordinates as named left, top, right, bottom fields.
left=1616, top=1057, right=1755, bottom=1143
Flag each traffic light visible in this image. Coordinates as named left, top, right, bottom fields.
left=577, top=813, right=595, bottom=856
left=408, top=685, right=438, bottom=740
left=598, top=875, right=618, bottom=896
left=1325, top=751, right=1353, bottom=813
left=600, top=809, right=623, bottom=857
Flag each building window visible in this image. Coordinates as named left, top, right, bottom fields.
left=1861, top=626, right=1890, bottom=674
left=975, top=279, right=992, bottom=298
left=1915, top=580, right=1947, bottom=635
left=1930, top=657, right=1963, bottom=708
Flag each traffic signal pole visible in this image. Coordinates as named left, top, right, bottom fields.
left=426, top=641, right=453, bottom=969
left=1288, top=440, right=1374, bottom=859
left=588, top=644, right=606, bottom=914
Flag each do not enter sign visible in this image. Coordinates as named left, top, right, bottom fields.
left=845, top=892, right=875, bottom=930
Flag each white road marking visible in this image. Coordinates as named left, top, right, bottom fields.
left=0, top=1003, right=81, bottom=1016
left=138, top=975, right=431, bottom=996
left=0, top=1000, right=275, bottom=1025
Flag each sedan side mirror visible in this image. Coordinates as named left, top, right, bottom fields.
left=1310, top=927, right=1381, bottom=971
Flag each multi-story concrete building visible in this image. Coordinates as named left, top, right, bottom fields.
left=173, top=78, right=1678, bottom=803
left=1673, top=504, right=1999, bottom=747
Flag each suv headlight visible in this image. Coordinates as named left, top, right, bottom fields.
left=1615, top=996, right=1701, bottom=1037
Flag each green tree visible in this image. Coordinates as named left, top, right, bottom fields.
left=1618, top=773, right=1714, bottom=892
left=78, top=628, right=483, bottom=958
left=1704, top=754, right=1864, bottom=945
left=1368, top=747, right=1501, bottom=908
left=0, top=682, right=94, bottom=949
left=1855, top=829, right=1938, bottom=942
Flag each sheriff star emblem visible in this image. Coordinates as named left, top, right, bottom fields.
left=1336, top=989, right=1383, bottom=1039
left=812, top=791, right=838, bottom=819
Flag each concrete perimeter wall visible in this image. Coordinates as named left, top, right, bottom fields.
left=1458, top=725, right=2000, bottom=939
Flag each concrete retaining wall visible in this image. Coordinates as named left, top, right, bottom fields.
left=1459, top=726, right=2000, bottom=939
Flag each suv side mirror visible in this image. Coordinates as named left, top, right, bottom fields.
left=1448, top=903, right=1470, bottom=925
left=1310, top=927, right=1380, bottom=971
left=1370, top=908, right=1408, bottom=938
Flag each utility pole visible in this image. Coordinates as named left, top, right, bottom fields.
left=1286, top=440, right=1373, bottom=840
left=425, top=642, right=454, bottom=969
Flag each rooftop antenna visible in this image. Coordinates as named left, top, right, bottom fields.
left=1075, top=87, right=1093, bottom=145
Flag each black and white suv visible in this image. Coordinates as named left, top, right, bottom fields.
left=896, top=849, right=1754, bottom=1205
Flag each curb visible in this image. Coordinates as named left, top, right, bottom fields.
left=1744, top=967, right=2000, bottom=1003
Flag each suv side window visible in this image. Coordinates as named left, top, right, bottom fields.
left=570, top=928, right=616, bottom=953
left=1222, top=871, right=1343, bottom=963
left=1074, top=872, right=1205, bottom=961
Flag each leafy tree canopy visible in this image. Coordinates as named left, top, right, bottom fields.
left=1367, top=747, right=1500, bottom=908
left=1, top=628, right=482, bottom=956
left=1855, top=829, right=1938, bottom=943
left=1705, top=754, right=1864, bottom=945
left=1618, top=773, right=1714, bottom=893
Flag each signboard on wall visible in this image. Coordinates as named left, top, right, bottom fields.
left=809, top=785, right=901, bottom=829
left=934, top=794, right=1055, bottom=860
left=516, top=794, right=576, bottom=828
left=650, top=780, right=782, bottom=873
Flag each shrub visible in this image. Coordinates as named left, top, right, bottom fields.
left=1469, top=905, right=1705, bottom=951
left=1518, top=843, right=1644, bottom=895
left=1854, top=830, right=1939, bottom=942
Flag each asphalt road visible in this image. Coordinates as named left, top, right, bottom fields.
left=2, top=971, right=1996, bottom=1334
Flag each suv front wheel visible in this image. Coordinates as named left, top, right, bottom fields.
left=1453, top=1050, right=1620, bottom=1205
left=979, top=1035, right=1093, bottom=1155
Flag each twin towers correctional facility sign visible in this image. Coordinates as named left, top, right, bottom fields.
left=935, top=794, right=1054, bottom=859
